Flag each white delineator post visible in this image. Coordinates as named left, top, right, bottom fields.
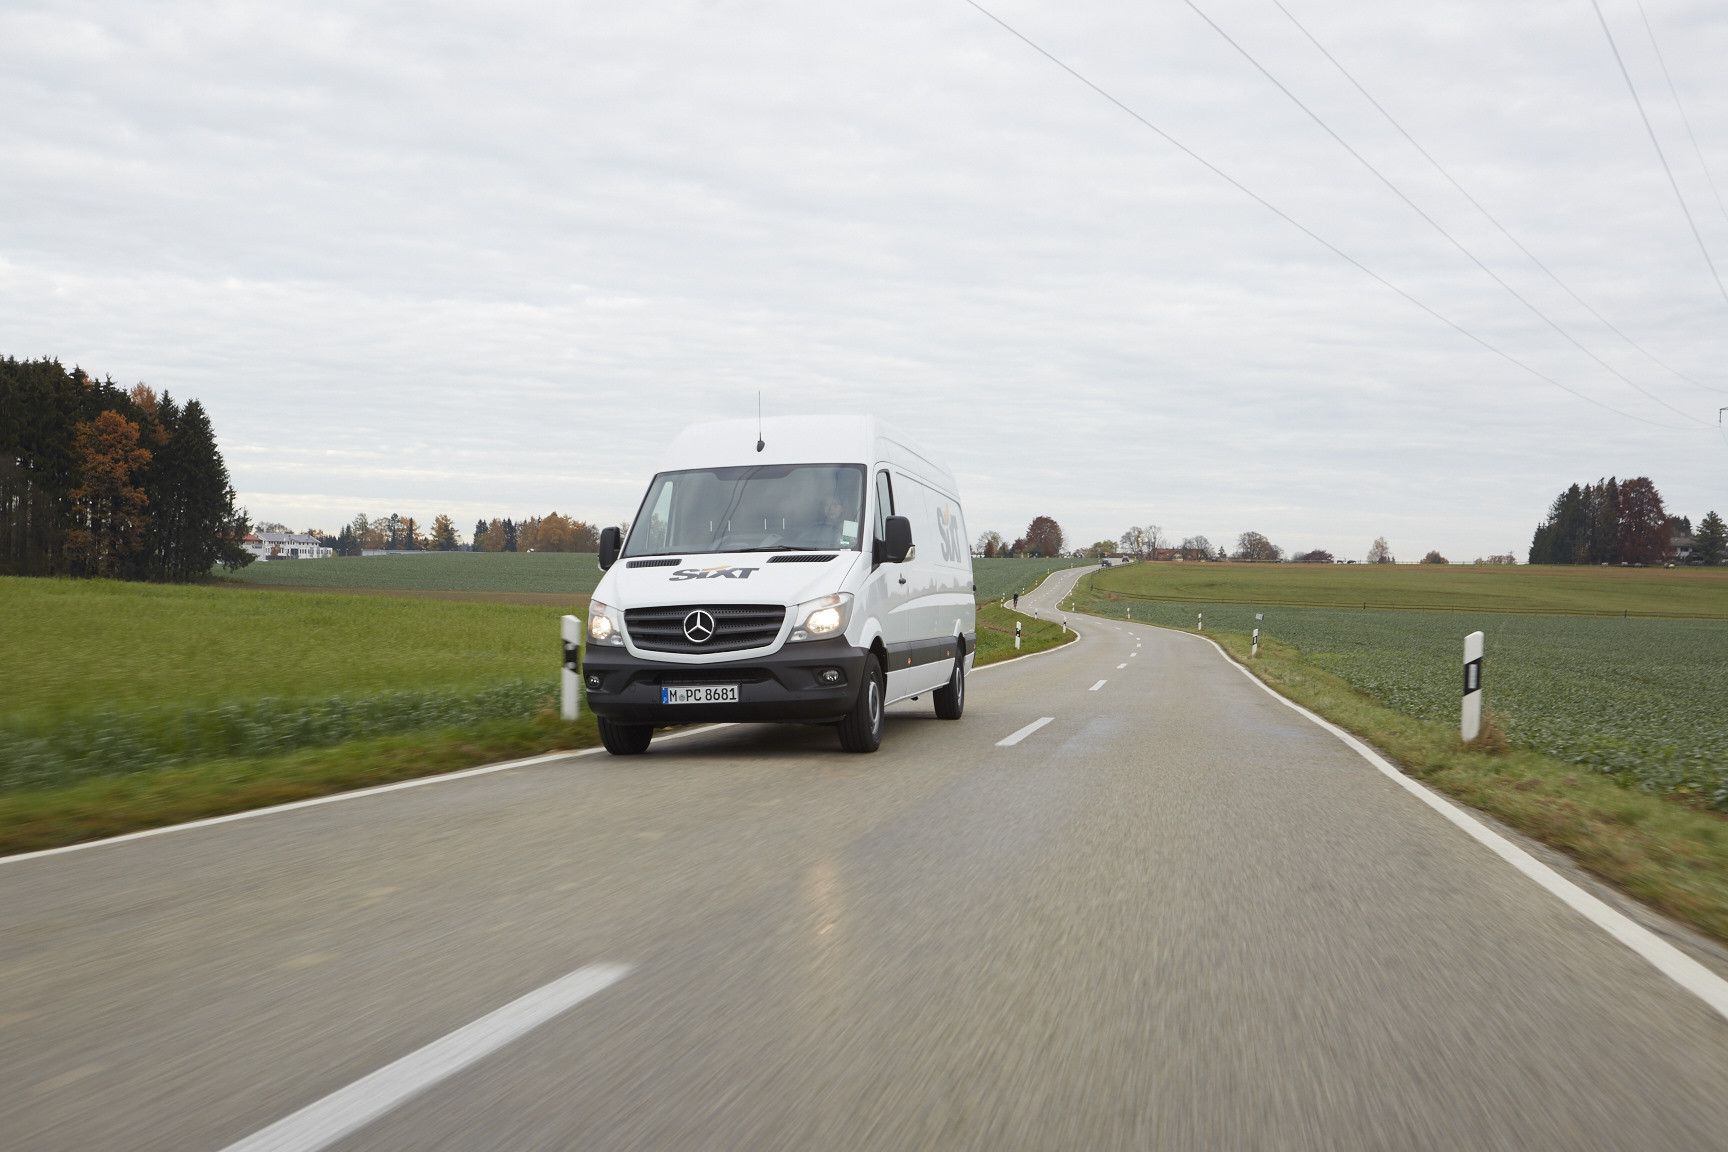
left=1252, top=612, right=1262, bottom=657
left=1461, top=630, right=1484, bottom=741
left=1197, top=612, right=1203, bottom=632
left=1015, top=621, right=1022, bottom=650
left=561, top=615, right=584, bottom=722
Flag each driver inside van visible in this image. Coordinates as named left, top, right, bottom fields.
left=796, top=495, right=858, bottom=549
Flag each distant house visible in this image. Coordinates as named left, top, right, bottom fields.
left=243, top=532, right=332, bottom=561
left=1669, top=534, right=1696, bottom=564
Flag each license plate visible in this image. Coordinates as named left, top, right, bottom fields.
left=661, top=684, right=739, bottom=704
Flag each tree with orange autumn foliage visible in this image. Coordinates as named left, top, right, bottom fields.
left=66, top=410, right=152, bottom=576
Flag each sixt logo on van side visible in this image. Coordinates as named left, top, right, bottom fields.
left=669, top=565, right=760, bottom=581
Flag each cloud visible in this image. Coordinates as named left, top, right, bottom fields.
left=3, top=0, right=1725, bottom=560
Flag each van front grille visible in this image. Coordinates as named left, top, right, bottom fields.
left=624, top=604, right=786, bottom=653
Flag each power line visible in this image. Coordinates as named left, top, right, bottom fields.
left=1268, top=0, right=1725, bottom=398
left=1635, top=0, right=1728, bottom=231
left=1179, top=0, right=1709, bottom=424
left=956, top=0, right=1691, bottom=430
left=1588, top=0, right=1728, bottom=312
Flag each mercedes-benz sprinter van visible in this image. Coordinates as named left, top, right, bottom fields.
left=583, top=416, right=976, bottom=754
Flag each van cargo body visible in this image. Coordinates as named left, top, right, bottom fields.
left=583, top=416, right=975, bottom=753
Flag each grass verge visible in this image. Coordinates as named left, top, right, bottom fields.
left=975, top=601, right=1076, bottom=665
left=0, top=712, right=598, bottom=858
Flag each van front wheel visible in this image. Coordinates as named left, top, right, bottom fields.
left=837, top=653, right=885, bottom=753
left=933, top=654, right=965, bottom=720
left=598, top=716, right=653, bottom=755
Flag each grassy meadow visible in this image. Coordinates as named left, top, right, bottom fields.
left=1, top=577, right=592, bottom=851
left=217, top=550, right=604, bottom=593
left=1087, top=557, right=1728, bottom=618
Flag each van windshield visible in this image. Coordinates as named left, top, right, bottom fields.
left=623, top=464, right=867, bottom=556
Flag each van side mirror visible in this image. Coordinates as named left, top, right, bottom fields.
left=883, top=516, right=913, bottom=564
left=598, top=526, right=621, bottom=570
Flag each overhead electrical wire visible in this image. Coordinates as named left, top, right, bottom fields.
left=1268, top=0, right=1725, bottom=398
left=1179, top=0, right=1709, bottom=424
left=957, top=0, right=1691, bottom=430
left=1588, top=0, right=1728, bottom=311
left=1635, top=0, right=1728, bottom=231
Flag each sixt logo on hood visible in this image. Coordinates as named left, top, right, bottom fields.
left=669, top=565, right=760, bottom=581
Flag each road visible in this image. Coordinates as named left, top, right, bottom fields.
left=6, top=564, right=1728, bottom=1150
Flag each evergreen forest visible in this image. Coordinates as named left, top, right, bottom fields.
left=1, top=356, right=252, bottom=580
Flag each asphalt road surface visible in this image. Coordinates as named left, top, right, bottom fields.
left=6, top=565, right=1728, bottom=1150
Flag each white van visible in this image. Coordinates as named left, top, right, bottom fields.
left=583, top=416, right=976, bottom=755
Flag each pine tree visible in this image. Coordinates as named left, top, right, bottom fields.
left=503, top=518, right=517, bottom=552
left=1693, top=511, right=1726, bottom=565
left=432, top=514, right=459, bottom=551
left=473, top=519, right=488, bottom=548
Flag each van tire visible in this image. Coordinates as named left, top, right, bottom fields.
left=932, top=654, right=965, bottom=720
left=837, top=653, right=885, bottom=753
left=598, top=716, right=653, bottom=755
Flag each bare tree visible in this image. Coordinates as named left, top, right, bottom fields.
left=975, top=529, right=1005, bottom=558
left=1367, top=536, right=1395, bottom=564
left=1232, top=532, right=1283, bottom=562
left=1180, top=535, right=1213, bottom=560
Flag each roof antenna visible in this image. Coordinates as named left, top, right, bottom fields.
left=756, top=391, right=765, bottom=453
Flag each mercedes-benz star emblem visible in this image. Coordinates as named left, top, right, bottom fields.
left=682, top=609, right=716, bottom=644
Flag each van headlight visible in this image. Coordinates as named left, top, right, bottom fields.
left=789, top=592, right=852, bottom=642
left=587, top=600, right=626, bottom=646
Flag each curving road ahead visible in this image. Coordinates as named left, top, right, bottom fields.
left=6, top=564, right=1728, bottom=1150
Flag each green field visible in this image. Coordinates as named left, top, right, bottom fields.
left=218, top=551, right=603, bottom=593
left=1088, top=559, right=1728, bottom=618
left=971, top=556, right=1094, bottom=602
left=1, top=577, right=578, bottom=795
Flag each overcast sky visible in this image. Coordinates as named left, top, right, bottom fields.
left=4, top=0, right=1727, bottom=560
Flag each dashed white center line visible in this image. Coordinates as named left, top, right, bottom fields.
left=1117, top=663, right=1127, bottom=669
left=220, top=963, right=632, bottom=1152
left=1089, top=680, right=1107, bottom=691
left=1130, top=652, right=1138, bottom=658
left=996, top=717, right=1055, bottom=746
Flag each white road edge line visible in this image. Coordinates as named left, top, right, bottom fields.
left=1179, top=627, right=1728, bottom=1024
left=996, top=717, right=1055, bottom=746
left=218, top=963, right=632, bottom=1152
left=1089, top=680, right=1107, bottom=691
left=1117, top=663, right=1127, bottom=669
left=1, top=726, right=737, bottom=866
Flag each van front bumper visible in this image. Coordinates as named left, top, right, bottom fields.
left=581, top=638, right=867, bottom=725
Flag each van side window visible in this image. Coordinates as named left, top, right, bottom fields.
left=873, top=470, right=894, bottom=565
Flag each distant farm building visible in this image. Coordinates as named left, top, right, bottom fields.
left=242, top=532, right=333, bottom=561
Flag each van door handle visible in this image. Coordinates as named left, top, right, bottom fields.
left=897, top=574, right=907, bottom=585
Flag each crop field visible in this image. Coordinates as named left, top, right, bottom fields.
left=218, top=550, right=603, bottom=594
left=1088, top=558, right=1728, bottom=618
left=972, top=557, right=1094, bottom=602
left=2, top=577, right=573, bottom=792
left=1072, top=579, right=1728, bottom=806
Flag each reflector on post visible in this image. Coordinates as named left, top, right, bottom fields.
left=1461, top=630, right=1484, bottom=742
left=561, top=615, right=583, bottom=722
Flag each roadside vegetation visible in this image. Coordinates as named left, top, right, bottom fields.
left=0, top=577, right=594, bottom=854
left=1066, top=566, right=1728, bottom=944
left=974, top=602, right=1074, bottom=665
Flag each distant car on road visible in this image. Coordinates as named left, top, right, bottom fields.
left=583, top=416, right=975, bottom=756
